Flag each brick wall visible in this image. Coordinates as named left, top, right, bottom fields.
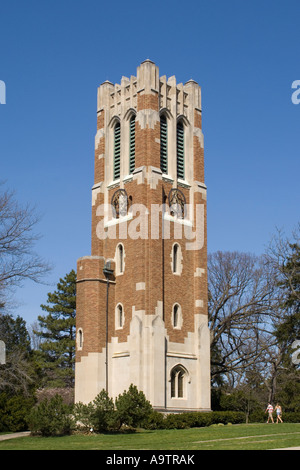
left=76, top=61, right=208, bottom=360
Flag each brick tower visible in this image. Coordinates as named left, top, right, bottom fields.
left=75, top=60, right=211, bottom=412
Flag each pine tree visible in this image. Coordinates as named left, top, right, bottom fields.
left=276, top=243, right=300, bottom=345
left=35, top=270, right=76, bottom=388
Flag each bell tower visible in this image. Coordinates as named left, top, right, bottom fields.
left=75, top=60, right=211, bottom=412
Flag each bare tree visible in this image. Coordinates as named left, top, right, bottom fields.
left=0, top=185, right=51, bottom=304
left=261, top=223, right=300, bottom=400
left=27, top=321, right=43, bottom=350
left=208, top=251, right=280, bottom=383
left=0, top=347, right=34, bottom=396
left=265, top=223, right=300, bottom=306
left=263, top=345, right=284, bottom=403
left=0, top=313, right=35, bottom=395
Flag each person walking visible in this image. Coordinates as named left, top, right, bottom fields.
left=275, top=404, right=283, bottom=423
left=266, top=403, right=274, bottom=423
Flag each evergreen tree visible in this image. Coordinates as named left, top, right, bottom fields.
left=35, top=270, right=76, bottom=388
left=0, top=314, right=31, bottom=354
left=115, top=384, right=153, bottom=429
left=276, top=243, right=300, bottom=345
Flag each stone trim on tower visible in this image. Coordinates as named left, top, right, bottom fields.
left=75, top=61, right=211, bottom=412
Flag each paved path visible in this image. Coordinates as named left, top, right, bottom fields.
left=0, top=431, right=31, bottom=441
left=272, top=446, right=300, bottom=450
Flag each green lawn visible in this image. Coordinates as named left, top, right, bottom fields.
left=1, top=423, right=300, bottom=450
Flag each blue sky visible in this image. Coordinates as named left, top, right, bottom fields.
left=0, top=0, right=299, bottom=325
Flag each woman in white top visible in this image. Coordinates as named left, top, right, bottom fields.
left=275, top=404, right=283, bottom=423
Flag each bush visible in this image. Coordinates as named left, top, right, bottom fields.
left=0, top=392, right=35, bottom=432
left=143, top=410, right=245, bottom=430
left=143, top=410, right=165, bottom=430
left=115, top=384, right=153, bottom=429
left=163, top=413, right=189, bottom=429
left=92, top=389, right=119, bottom=432
left=149, top=411, right=245, bottom=430
left=74, top=386, right=153, bottom=433
left=74, top=391, right=119, bottom=433
left=25, top=387, right=253, bottom=437
left=73, top=401, right=95, bottom=432
left=248, top=410, right=265, bottom=423
left=186, top=412, right=213, bottom=427
left=210, top=411, right=245, bottom=425
left=249, top=410, right=300, bottom=424
left=28, top=394, right=74, bottom=436
left=276, top=412, right=300, bottom=423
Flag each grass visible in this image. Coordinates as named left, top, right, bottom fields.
left=1, top=423, right=300, bottom=450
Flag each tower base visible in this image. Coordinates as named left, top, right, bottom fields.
left=75, top=308, right=211, bottom=412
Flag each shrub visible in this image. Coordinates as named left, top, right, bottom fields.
left=277, top=412, right=300, bottom=423
left=142, top=410, right=165, bottom=430
left=92, top=389, right=119, bottom=432
left=0, top=392, right=35, bottom=432
left=149, top=411, right=245, bottom=430
left=28, top=394, right=74, bottom=436
left=74, top=387, right=153, bottom=433
left=163, top=413, right=189, bottom=429
left=249, top=409, right=265, bottom=423
left=73, top=401, right=95, bottom=432
left=115, top=384, right=153, bottom=429
left=248, top=410, right=300, bottom=424
left=185, top=412, right=212, bottom=427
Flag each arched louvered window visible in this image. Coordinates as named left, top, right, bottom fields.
left=160, top=115, right=167, bottom=173
left=129, top=115, right=135, bottom=174
left=177, top=121, right=184, bottom=179
left=114, top=121, right=121, bottom=180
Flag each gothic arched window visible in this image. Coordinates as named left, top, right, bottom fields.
left=77, top=328, right=83, bottom=350
left=115, top=304, right=124, bottom=329
left=173, top=244, right=179, bottom=273
left=173, top=304, right=179, bottom=328
left=170, top=365, right=187, bottom=398
left=116, top=243, right=124, bottom=274
left=172, top=303, right=182, bottom=329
